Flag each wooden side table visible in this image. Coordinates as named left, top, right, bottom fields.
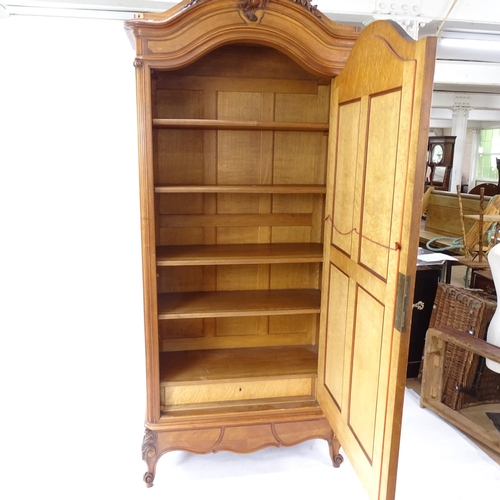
left=471, top=268, right=496, bottom=295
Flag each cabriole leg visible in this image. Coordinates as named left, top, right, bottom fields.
left=328, top=431, right=344, bottom=468
left=142, top=428, right=158, bottom=487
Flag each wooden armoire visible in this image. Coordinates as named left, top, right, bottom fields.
left=125, top=1, right=436, bottom=499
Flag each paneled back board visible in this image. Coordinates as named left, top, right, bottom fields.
left=153, top=45, right=327, bottom=352
left=125, top=1, right=436, bottom=498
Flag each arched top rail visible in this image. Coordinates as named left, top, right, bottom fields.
left=125, top=0, right=360, bottom=77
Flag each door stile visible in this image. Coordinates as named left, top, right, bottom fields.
left=135, top=62, right=161, bottom=424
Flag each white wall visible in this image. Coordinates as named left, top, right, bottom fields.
left=0, top=16, right=148, bottom=497
left=0, top=18, right=373, bottom=500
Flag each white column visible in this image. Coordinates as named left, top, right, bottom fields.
left=450, top=95, right=471, bottom=192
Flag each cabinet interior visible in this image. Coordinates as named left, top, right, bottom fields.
left=152, top=44, right=331, bottom=414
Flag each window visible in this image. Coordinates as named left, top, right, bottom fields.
left=477, top=128, right=500, bottom=182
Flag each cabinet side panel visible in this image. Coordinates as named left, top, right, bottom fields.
left=136, top=64, right=161, bottom=423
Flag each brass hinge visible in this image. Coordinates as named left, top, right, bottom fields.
left=395, top=272, right=412, bottom=333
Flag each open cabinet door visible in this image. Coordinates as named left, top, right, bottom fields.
left=317, top=21, right=436, bottom=500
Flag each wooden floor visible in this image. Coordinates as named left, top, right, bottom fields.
left=406, top=377, right=500, bottom=465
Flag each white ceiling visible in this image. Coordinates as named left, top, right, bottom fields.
left=3, top=0, right=500, bottom=128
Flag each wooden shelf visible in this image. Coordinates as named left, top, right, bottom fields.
left=152, top=118, right=328, bottom=132
left=160, top=345, right=318, bottom=384
left=156, top=243, right=323, bottom=266
left=159, top=396, right=320, bottom=419
left=154, top=184, right=327, bottom=194
left=157, top=289, right=321, bottom=319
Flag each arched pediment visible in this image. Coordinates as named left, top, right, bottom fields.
left=125, top=0, right=360, bottom=77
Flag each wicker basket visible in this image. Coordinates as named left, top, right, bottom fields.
left=428, top=283, right=500, bottom=410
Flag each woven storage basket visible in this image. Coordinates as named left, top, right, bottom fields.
left=428, top=283, right=500, bottom=410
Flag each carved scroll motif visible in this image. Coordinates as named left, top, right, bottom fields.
left=142, top=429, right=157, bottom=460
left=142, top=429, right=157, bottom=487
left=327, top=430, right=344, bottom=468
left=185, top=0, right=321, bottom=21
left=239, top=0, right=269, bottom=21
left=185, top=0, right=204, bottom=8
left=290, top=0, right=321, bottom=18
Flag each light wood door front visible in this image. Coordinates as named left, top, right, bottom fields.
left=317, top=22, right=436, bottom=500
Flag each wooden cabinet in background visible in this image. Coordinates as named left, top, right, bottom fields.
left=471, top=269, right=496, bottom=295
left=407, top=266, right=442, bottom=378
left=125, top=2, right=436, bottom=499
left=425, top=135, right=456, bottom=191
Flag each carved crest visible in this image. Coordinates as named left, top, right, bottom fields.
left=185, top=0, right=321, bottom=22
left=238, top=0, right=321, bottom=21
left=238, top=0, right=269, bottom=21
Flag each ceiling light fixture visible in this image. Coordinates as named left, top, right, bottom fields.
left=440, top=37, right=500, bottom=52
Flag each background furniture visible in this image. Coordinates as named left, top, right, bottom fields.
left=472, top=269, right=496, bottom=295
left=407, top=257, right=444, bottom=378
left=470, top=183, right=500, bottom=196
left=421, top=325, right=500, bottom=454
left=426, top=284, right=499, bottom=409
left=425, top=135, right=456, bottom=191
left=420, top=190, right=493, bottom=247
left=469, top=158, right=500, bottom=196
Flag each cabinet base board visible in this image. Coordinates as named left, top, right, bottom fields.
left=142, top=415, right=343, bottom=487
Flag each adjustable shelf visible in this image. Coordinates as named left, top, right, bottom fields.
left=156, top=243, right=323, bottom=266
left=157, top=289, right=321, bottom=319
left=154, top=184, right=327, bottom=194
left=152, top=118, right=329, bottom=132
left=160, top=345, right=318, bottom=384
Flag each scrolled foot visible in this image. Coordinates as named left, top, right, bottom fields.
left=142, top=428, right=158, bottom=487
left=144, top=471, right=155, bottom=487
left=332, top=453, right=344, bottom=468
left=327, top=431, right=343, bottom=468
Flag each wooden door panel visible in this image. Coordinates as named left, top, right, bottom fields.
left=331, top=100, right=361, bottom=256
left=349, top=286, right=386, bottom=462
left=360, top=91, right=401, bottom=279
left=318, top=21, right=436, bottom=500
left=323, top=263, right=350, bottom=409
